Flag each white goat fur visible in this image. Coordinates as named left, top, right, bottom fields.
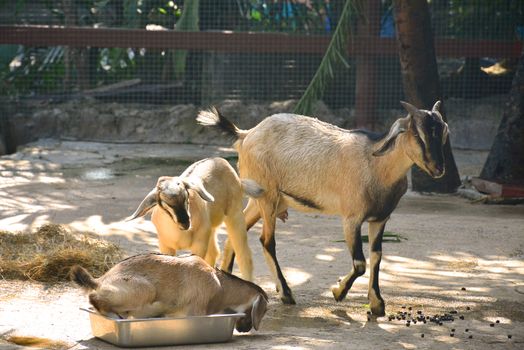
left=197, top=101, right=449, bottom=315
left=129, top=157, right=262, bottom=281
left=71, top=253, right=268, bottom=332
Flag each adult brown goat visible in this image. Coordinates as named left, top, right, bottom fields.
left=197, top=101, right=448, bottom=316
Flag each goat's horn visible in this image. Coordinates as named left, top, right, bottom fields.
left=432, top=100, right=442, bottom=112
left=399, top=100, right=421, bottom=117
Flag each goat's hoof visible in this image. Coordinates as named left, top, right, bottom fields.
left=281, top=294, right=296, bottom=305
left=331, top=284, right=346, bottom=302
left=370, top=301, right=385, bottom=316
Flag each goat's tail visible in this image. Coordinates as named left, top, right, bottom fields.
left=196, top=107, right=249, bottom=140
left=70, top=265, right=99, bottom=291
left=241, top=179, right=264, bottom=198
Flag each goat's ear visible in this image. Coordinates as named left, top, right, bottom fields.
left=126, top=188, right=157, bottom=221
left=182, top=179, right=214, bottom=202
left=251, top=295, right=268, bottom=331
left=372, top=117, right=409, bottom=157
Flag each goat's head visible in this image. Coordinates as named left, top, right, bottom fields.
left=127, top=176, right=214, bottom=230
left=234, top=294, right=268, bottom=333
left=373, top=100, right=449, bottom=178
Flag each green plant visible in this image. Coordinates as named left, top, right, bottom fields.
left=245, top=0, right=337, bottom=34
left=431, top=0, right=524, bottom=40
left=334, top=231, right=405, bottom=244
left=293, top=0, right=361, bottom=115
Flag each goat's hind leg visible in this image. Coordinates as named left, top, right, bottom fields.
left=331, top=217, right=366, bottom=302
left=221, top=198, right=287, bottom=274
left=367, top=219, right=387, bottom=316
left=258, top=196, right=295, bottom=304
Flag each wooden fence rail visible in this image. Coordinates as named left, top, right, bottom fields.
left=1, top=25, right=522, bottom=58
left=1, top=25, right=522, bottom=129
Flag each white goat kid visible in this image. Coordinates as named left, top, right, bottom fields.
left=128, top=157, right=262, bottom=281
left=197, top=101, right=449, bottom=315
left=71, top=253, right=268, bottom=332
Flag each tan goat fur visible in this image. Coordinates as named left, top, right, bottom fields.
left=197, top=101, right=449, bottom=315
left=71, top=253, right=268, bottom=332
left=129, top=157, right=261, bottom=281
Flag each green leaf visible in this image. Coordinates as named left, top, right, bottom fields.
left=294, top=0, right=361, bottom=115
left=333, top=231, right=405, bottom=244
left=251, top=9, right=262, bottom=21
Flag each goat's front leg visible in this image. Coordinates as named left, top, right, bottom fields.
left=223, top=209, right=254, bottom=281
left=190, top=228, right=211, bottom=263
left=258, top=196, right=295, bottom=304
left=367, top=219, right=387, bottom=316
left=203, top=228, right=219, bottom=268
left=220, top=199, right=260, bottom=273
left=158, top=241, right=177, bottom=255
left=331, top=216, right=366, bottom=302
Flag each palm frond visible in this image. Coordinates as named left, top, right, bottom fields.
left=293, top=0, right=362, bottom=115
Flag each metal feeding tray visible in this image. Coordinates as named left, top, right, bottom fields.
left=81, top=307, right=245, bottom=347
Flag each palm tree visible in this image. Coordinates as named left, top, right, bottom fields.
left=293, top=0, right=360, bottom=115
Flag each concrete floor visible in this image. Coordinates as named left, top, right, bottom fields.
left=0, top=140, right=523, bottom=350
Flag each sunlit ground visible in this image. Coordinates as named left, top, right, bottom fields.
left=1, top=143, right=523, bottom=349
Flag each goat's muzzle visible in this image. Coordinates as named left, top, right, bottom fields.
left=430, top=165, right=445, bottom=178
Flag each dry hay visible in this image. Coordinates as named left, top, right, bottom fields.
left=0, top=223, right=123, bottom=283
left=3, top=335, right=69, bottom=350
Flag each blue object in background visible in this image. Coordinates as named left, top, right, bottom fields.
left=517, top=26, right=524, bottom=40
left=380, top=7, right=395, bottom=38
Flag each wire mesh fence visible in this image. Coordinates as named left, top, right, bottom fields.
left=0, top=1, right=523, bottom=114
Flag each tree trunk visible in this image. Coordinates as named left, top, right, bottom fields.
left=480, top=47, right=524, bottom=183
left=354, top=0, right=380, bottom=130
left=393, top=0, right=461, bottom=193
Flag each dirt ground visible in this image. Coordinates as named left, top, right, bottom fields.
left=0, top=140, right=523, bottom=350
